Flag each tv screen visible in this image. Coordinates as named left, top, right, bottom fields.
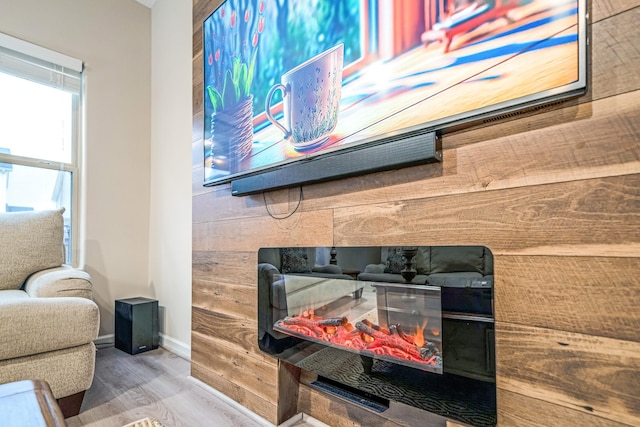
left=202, top=0, right=587, bottom=189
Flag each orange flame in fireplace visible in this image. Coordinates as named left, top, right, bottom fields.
left=414, top=319, right=428, bottom=348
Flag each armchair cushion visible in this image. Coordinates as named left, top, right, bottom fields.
left=0, top=295, right=99, bottom=360
left=0, top=209, right=65, bottom=290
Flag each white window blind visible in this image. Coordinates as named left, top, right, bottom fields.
left=0, top=32, right=82, bottom=93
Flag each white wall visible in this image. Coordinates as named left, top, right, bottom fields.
left=148, top=0, right=193, bottom=357
left=0, top=0, right=152, bottom=337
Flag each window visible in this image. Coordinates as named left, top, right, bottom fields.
left=0, top=33, right=83, bottom=264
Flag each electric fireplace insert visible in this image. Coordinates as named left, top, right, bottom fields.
left=258, top=246, right=496, bottom=426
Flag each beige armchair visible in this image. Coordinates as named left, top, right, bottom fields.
left=0, top=209, right=99, bottom=417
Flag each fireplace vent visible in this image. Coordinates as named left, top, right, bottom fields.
left=310, top=377, right=390, bottom=413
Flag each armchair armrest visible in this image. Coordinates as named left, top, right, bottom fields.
left=0, top=297, right=99, bottom=360
left=23, top=265, right=93, bottom=299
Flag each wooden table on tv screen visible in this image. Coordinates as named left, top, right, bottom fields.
left=0, top=379, right=66, bottom=426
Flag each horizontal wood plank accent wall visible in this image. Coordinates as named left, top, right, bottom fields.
left=192, top=1, right=640, bottom=425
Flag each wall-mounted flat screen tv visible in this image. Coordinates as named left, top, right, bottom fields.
left=202, top=0, right=587, bottom=194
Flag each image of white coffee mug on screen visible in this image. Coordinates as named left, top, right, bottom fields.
left=265, top=43, right=344, bottom=149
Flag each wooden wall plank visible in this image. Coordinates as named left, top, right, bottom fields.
left=192, top=186, right=307, bottom=224
left=191, top=325, right=275, bottom=367
left=193, top=279, right=255, bottom=320
left=497, top=389, right=631, bottom=427
left=191, top=361, right=277, bottom=424
left=193, top=0, right=221, bottom=28
left=193, top=209, right=335, bottom=251
left=590, top=7, right=640, bottom=102
left=494, top=255, right=640, bottom=342
left=496, top=322, right=640, bottom=426
left=333, top=174, right=640, bottom=256
left=591, top=0, right=640, bottom=23
left=191, top=331, right=277, bottom=402
left=193, top=185, right=276, bottom=222
left=277, top=361, right=300, bottom=425
left=192, top=307, right=264, bottom=357
left=192, top=23, right=202, bottom=61
left=192, top=251, right=256, bottom=284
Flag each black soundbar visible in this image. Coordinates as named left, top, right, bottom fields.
left=231, top=130, right=441, bottom=196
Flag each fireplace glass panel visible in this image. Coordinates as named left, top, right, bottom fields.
left=272, top=274, right=443, bottom=374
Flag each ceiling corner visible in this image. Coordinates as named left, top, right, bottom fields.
left=136, top=0, right=157, bottom=8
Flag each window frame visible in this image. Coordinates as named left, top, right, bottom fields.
left=0, top=32, right=84, bottom=266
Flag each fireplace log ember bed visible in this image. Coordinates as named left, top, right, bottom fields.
left=258, top=246, right=496, bottom=427
left=275, top=312, right=443, bottom=371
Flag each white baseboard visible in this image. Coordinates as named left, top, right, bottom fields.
left=159, top=333, right=190, bottom=360
left=188, top=376, right=275, bottom=427
left=187, top=376, right=327, bottom=427
left=280, top=414, right=329, bottom=427
left=94, top=334, right=115, bottom=348
left=94, top=333, right=190, bottom=361
left=277, top=414, right=303, bottom=427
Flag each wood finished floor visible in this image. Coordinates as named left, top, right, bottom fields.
left=67, top=346, right=319, bottom=427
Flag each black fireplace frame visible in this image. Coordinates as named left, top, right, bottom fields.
left=257, top=246, right=496, bottom=426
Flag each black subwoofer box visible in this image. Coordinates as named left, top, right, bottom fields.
left=115, top=297, right=159, bottom=355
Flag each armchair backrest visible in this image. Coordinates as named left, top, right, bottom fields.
left=0, top=209, right=65, bottom=290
